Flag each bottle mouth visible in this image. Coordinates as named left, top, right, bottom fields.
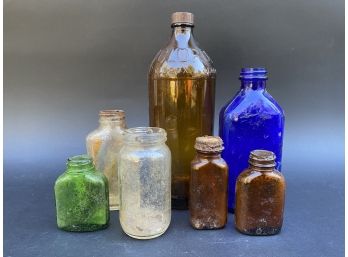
left=123, top=127, right=167, bottom=145
left=239, top=67, right=268, bottom=80
left=99, top=110, right=125, bottom=121
left=67, top=155, right=94, bottom=168
left=194, top=136, right=224, bottom=153
left=248, top=150, right=276, bottom=168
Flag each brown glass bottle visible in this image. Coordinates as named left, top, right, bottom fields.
left=148, top=12, right=216, bottom=210
left=189, top=136, right=228, bottom=229
left=235, top=150, right=286, bottom=236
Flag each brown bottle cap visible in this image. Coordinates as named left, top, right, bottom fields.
left=249, top=150, right=276, bottom=168
left=171, top=12, right=194, bottom=26
left=194, top=136, right=224, bottom=153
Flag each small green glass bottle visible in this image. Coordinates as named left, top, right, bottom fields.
left=54, top=155, right=110, bottom=232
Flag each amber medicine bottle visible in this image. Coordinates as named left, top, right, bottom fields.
left=235, top=150, right=286, bottom=235
left=189, top=136, right=228, bottom=229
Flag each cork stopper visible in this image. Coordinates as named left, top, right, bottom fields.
left=171, top=12, right=194, bottom=26
left=249, top=150, right=276, bottom=168
left=194, top=136, right=224, bottom=153
left=99, top=110, right=125, bottom=120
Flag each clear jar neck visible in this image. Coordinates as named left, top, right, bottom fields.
left=66, top=155, right=95, bottom=173
left=123, top=127, right=167, bottom=146
left=170, top=25, right=195, bottom=48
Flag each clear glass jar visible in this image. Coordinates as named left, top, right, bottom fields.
left=118, top=127, right=171, bottom=239
left=86, top=110, right=126, bottom=210
left=54, top=155, right=109, bottom=232
left=148, top=12, right=216, bottom=209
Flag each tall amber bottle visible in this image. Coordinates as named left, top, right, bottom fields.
left=190, top=136, right=228, bottom=229
left=235, top=150, right=286, bottom=236
left=148, top=12, right=216, bottom=209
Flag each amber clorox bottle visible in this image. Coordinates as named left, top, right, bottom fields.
left=190, top=136, right=228, bottom=229
left=235, top=150, right=286, bottom=236
left=148, top=12, right=216, bottom=209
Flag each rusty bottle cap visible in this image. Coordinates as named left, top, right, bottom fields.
left=249, top=150, right=276, bottom=168
left=194, top=136, right=224, bottom=153
left=171, top=12, right=194, bottom=26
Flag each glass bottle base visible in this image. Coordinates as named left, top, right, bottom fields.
left=191, top=222, right=226, bottom=230
left=236, top=226, right=281, bottom=236
left=124, top=230, right=167, bottom=240
left=58, top=223, right=109, bottom=232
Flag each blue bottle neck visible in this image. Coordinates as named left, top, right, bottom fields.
left=240, top=79, right=267, bottom=91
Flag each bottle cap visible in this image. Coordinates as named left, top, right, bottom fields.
left=194, top=136, right=224, bottom=153
left=171, top=12, right=194, bottom=26
left=249, top=150, right=276, bottom=168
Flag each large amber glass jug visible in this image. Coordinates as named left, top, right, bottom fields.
left=148, top=12, right=216, bottom=209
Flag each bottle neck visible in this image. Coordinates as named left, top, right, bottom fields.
left=248, top=150, right=276, bottom=172
left=171, top=25, right=195, bottom=48
left=99, top=117, right=126, bottom=129
left=196, top=151, right=222, bottom=159
left=66, top=155, right=95, bottom=173
left=240, top=79, right=267, bottom=91
left=248, top=164, right=275, bottom=172
left=123, top=127, right=167, bottom=146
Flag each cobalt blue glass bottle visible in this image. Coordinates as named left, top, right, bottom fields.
left=219, top=67, right=285, bottom=212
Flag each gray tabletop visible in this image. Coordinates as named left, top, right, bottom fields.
left=4, top=158, right=344, bottom=257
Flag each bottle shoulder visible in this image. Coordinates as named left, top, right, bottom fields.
left=263, top=91, right=285, bottom=116
left=86, top=126, right=125, bottom=142
left=55, top=172, right=68, bottom=187
left=55, top=170, right=107, bottom=188
left=191, top=157, right=228, bottom=171
left=86, top=128, right=109, bottom=142
left=221, top=89, right=284, bottom=120
left=149, top=46, right=216, bottom=79
left=237, top=169, right=285, bottom=185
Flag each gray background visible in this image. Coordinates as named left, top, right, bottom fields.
left=4, top=0, right=344, bottom=256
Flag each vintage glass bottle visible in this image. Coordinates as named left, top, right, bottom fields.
left=118, top=127, right=171, bottom=239
left=86, top=110, right=126, bottom=210
left=219, top=67, right=284, bottom=211
left=148, top=12, right=216, bottom=209
left=54, top=155, right=109, bottom=232
left=190, top=136, right=228, bottom=229
left=235, top=150, right=286, bottom=236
